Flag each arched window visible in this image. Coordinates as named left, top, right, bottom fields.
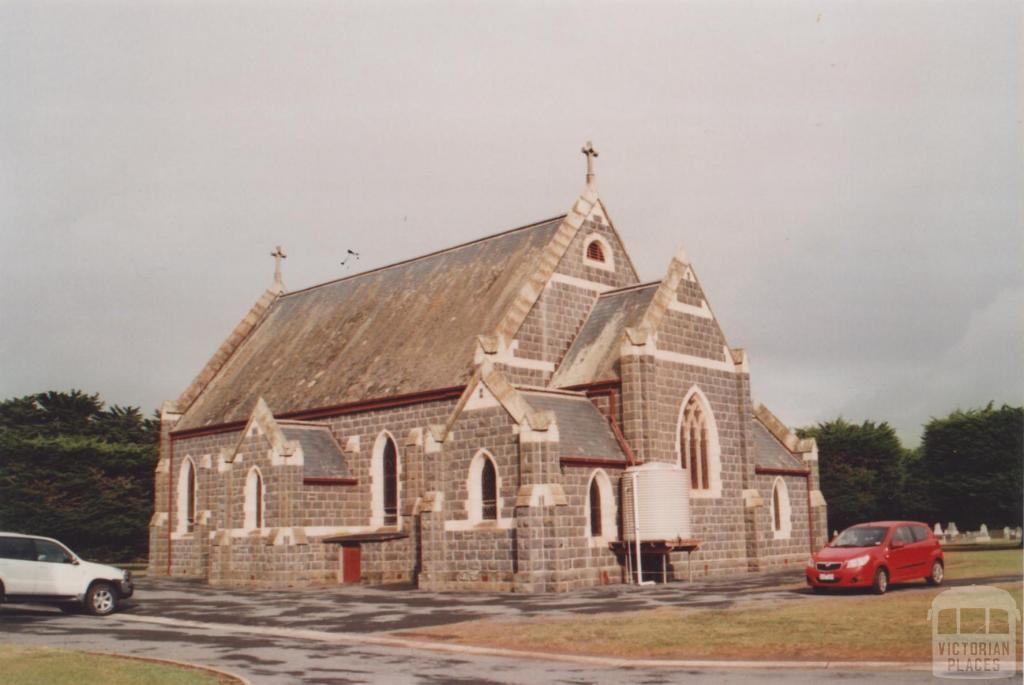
left=586, top=240, right=605, bottom=262
left=481, top=458, right=497, bottom=520
left=586, top=469, right=616, bottom=541
left=467, top=450, right=500, bottom=523
left=383, top=438, right=398, bottom=526
left=177, top=457, right=198, bottom=534
left=770, top=477, right=792, bottom=539
left=677, top=388, right=722, bottom=498
left=244, top=467, right=265, bottom=530
left=186, top=461, right=196, bottom=531
left=372, top=433, right=401, bottom=528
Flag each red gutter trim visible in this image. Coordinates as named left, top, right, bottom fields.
left=564, top=380, right=620, bottom=393
left=607, top=418, right=637, bottom=466
left=166, top=433, right=174, bottom=575
left=560, top=456, right=628, bottom=468
left=171, top=386, right=466, bottom=440
left=755, top=466, right=810, bottom=476
left=303, top=477, right=358, bottom=486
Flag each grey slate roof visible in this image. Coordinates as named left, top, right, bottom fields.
left=281, top=424, right=350, bottom=479
left=522, top=391, right=626, bottom=462
left=752, top=420, right=805, bottom=470
left=551, top=284, right=658, bottom=388
left=177, top=217, right=565, bottom=430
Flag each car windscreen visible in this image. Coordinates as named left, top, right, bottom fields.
left=832, top=526, right=889, bottom=548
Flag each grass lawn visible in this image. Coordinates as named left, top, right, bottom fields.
left=944, top=546, right=1023, bottom=579
left=0, top=646, right=233, bottom=685
left=399, top=549, right=1023, bottom=662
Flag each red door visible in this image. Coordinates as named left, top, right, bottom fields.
left=341, top=545, right=361, bottom=584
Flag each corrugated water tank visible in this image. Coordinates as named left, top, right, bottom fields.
left=621, top=462, right=692, bottom=541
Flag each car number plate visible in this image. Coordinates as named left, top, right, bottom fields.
left=819, top=573, right=834, bottom=581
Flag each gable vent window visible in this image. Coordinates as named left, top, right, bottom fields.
left=582, top=234, right=614, bottom=271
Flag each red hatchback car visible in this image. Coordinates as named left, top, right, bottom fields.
left=806, top=520, right=944, bottom=594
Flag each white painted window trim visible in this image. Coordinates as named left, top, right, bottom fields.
left=243, top=466, right=266, bottom=531
left=370, top=431, right=402, bottom=530
left=770, top=476, right=792, bottom=540
left=586, top=469, right=617, bottom=547
left=675, top=386, right=723, bottom=499
left=176, top=456, right=197, bottom=536
left=466, top=449, right=503, bottom=525
left=582, top=233, right=615, bottom=272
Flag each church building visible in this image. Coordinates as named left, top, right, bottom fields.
left=147, top=144, right=828, bottom=592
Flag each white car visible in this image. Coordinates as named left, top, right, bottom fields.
left=0, top=532, right=134, bottom=615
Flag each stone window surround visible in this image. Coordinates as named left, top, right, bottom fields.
left=176, top=456, right=198, bottom=536
left=674, top=385, right=723, bottom=499
left=582, top=233, right=615, bottom=272
left=370, top=431, right=402, bottom=530
left=770, top=476, right=792, bottom=540
left=243, top=465, right=266, bottom=531
left=585, top=468, right=618, bottom=547
left=465, top=449, right=505, bottom=526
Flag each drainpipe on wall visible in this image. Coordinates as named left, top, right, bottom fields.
left=632, top=473, right=653, bottom=586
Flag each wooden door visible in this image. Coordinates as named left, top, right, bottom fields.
left=341, top=544, right=361, bottom=584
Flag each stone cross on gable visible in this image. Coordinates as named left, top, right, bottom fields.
left=581, top=140, right=598, bottom=186
left=270, top=245, right=287, bottom=290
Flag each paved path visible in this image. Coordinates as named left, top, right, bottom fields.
left=2, top=572, right=1021, bottom=683
left=0, top=605, right=953, bottom=684
left=92, top=570, right=1023, bottom=634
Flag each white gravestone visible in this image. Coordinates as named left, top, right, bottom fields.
left=947, top=522, right=960, bottom=537
left=934, top=523, right=944, bottom=537
left=977, top=524, right=991, bottom=542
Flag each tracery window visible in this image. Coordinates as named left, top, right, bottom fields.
left=681, top=395, right=710, bottom=491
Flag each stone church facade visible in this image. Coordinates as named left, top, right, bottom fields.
left=147, top=149, right=827, bottom=592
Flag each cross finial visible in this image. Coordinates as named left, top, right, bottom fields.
left=581, top=140, right=599, bottom=186
left=270, top=245, right=287, bottom=291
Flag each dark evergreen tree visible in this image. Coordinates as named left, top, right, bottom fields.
left=0, top=390, right=158, bottom=561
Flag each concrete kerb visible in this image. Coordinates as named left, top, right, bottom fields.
left=85, top=649, right=251, bottom=684
left=113, top=613, right=961, bottom=673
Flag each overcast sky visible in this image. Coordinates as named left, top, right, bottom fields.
left=1, top=1, right=1020, bottom=445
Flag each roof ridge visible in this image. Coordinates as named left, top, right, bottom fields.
left=281, top=214, right=567, bottom=299
left=598, top=280, right=660, bottom=297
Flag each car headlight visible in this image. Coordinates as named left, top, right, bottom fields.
left=806, top=557, right=815, bottom=568
left=845, top=554, right=871, bottom=570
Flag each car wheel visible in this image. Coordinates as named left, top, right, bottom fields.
left=926, top=560, right=944, bottom=586
left=873, top=568, right=889, bottom=595
left=58, top=603, right=80, bottom=614
left=85, top=582, right=117, bottom=616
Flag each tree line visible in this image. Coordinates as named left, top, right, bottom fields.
left=799, top=403, right=1023, bottom=534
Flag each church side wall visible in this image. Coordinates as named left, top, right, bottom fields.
left=754, top=472, right=813, bottom=570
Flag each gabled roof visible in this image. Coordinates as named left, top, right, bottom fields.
left=279, top=422, right=351, bottom=479
left=751, top=419, right=805, bottom=470
left=177, top=217, right=565, bottom=430
left=550, top=283, right=658, bottom=388
left=522, top=391, right=626, bottom=462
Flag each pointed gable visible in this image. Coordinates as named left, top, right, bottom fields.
left=550, top=283, right=658, bottom=387
left=176, top=217, right=564, bottom=430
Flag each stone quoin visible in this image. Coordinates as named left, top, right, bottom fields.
left=147, top=145, right=828, bottom=591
